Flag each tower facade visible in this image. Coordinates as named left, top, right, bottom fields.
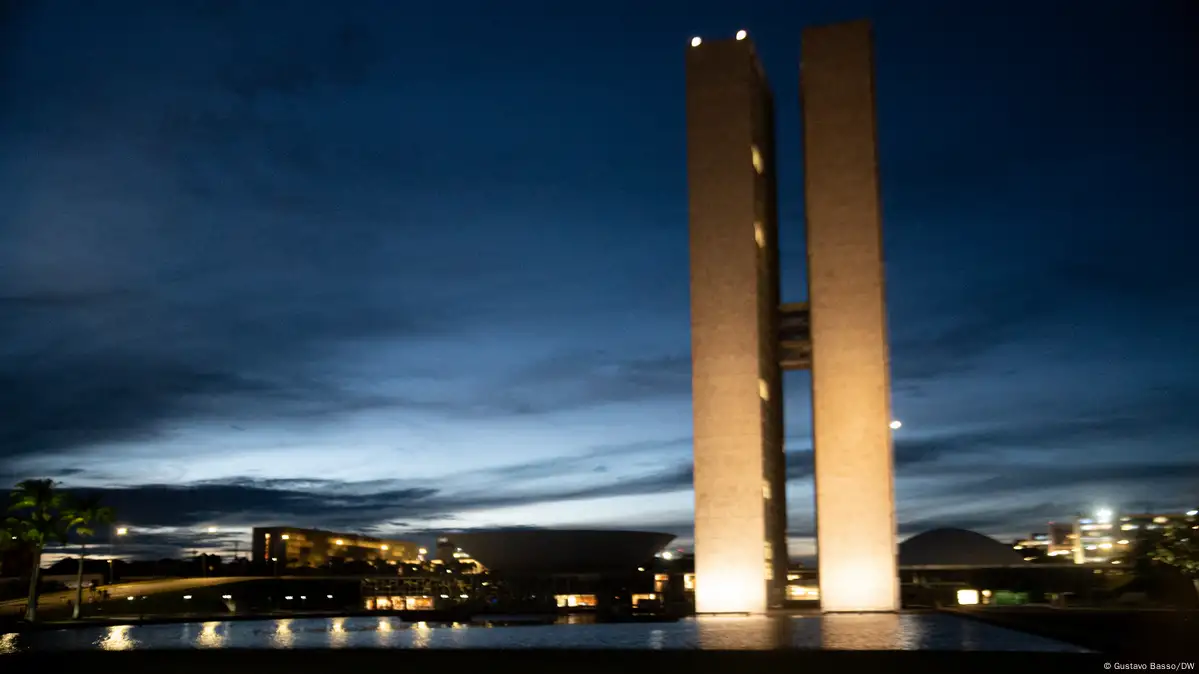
left=801, top=20, right=899, bottom=612
left=686, top=36, right=788, bottom=614
left=686, top=20, right=897, bottom=615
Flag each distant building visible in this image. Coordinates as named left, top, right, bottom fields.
left=251, top=527, right=421, bottom=570
left=433, top=536, right=484, bottom=574
left=1013, top=522, right=1075, bottom=562
left=1020, top=509, right=1199, bottom=566
left=1011, top=532, right=1051, bottom=561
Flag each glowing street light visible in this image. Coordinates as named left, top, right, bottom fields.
left=1187, top=510, right=1197, bottom=517
left=206, top=526, right=218, bottom=534
left=735, top=30, right=747, bottom=41
left=1096, top=508, right=1113, bottom=523
left=889, top=420, right=902, bottom=430
left=109, top=526, right=129, bottom=584
left=690, top=36, right=702, bottom=47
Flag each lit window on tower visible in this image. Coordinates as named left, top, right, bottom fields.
left=759, top=378, right=770, bottom=401
left=751, top=145, right=763, bottom=174
left=754, top=221, right=765, bottom=248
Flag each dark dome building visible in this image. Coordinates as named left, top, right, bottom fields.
left=441, top=529, right=675, bottom=575
left=899, top=528, right=1026, bottom=567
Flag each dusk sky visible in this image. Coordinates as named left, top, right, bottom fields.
left=2, top=0, right=1196, bottom=561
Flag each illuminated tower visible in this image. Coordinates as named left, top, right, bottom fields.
left=686, top=33, right=788, bottom=614
left=685, top=20, right=897, bottom=615
left=801, top=20, right=899, bottom=612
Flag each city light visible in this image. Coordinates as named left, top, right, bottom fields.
left=335, top=539, right=344, bottom=545
left=381, top=544, right=389, bottom=551
left=206, top=526, right=217, bottom=533
left=183, top=595, right=192, bottom=600
left=735, top=30, right=747, bottom=41
left=956, top=589, right=980, bottom=605
left=418, top=548, right=427, bottom=555
left=281, top=534, right=289, bottom=540
left=662, top=551, right=674, bottom=560
left=116, top=527, right=128, bottom=536
left=690, top=37, right=702, bottom=47
left=327, top=594, right=333, bottom=599
left=222, top=595, right=232, bottom=599
left=889, top=420, right=902, bottom=430
left=1188, top=510, right=1198, bottom=516
left=1096, top=508, right=1113, bottom=523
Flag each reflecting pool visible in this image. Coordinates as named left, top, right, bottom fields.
left=0, top=613, right=1086, bottom=653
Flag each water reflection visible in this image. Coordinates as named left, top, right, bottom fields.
left=821, top=613, right=914, bottom=650
left=271, top=619, right=294, bottom=649
left=329, top=617, right=348, bottom=648
left=97, top=625, right=136, bottom=651
left=697, top=616, right=789, bottom=650
left=647, top=628, right=665, bottom=650
left=411, top=621, right=430, bottom=649
left=3, top=614, right=1086, bottom=653
left=195, top=621, right=225, bottom=649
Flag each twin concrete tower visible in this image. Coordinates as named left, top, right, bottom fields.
left=687, top=20, right=898, bottom=613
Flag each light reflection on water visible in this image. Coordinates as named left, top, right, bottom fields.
left=97, top=624, right=137, bottom=651
left=195, top=621, right=225, bottom=649
left=272, top=618, right=294, bottom=649
left=0, top=614, right=1087, bottom=653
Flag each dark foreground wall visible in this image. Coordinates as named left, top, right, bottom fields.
left=949, top=608, right=1199, bottom=658
left=4, top=649, right=1101, bottom=673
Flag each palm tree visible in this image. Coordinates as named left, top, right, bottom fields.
left=63, top=494, right=115, bottom=619
left=6, top=479, right=71, bottom=622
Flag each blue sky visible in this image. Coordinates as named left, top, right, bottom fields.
left=1, top=0, right=1196, bottom=561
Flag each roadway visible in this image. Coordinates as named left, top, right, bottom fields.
left=0, top=577, right=259, bottom=616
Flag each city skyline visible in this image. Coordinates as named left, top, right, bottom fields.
left=2, top=1, right=1197, bottom=561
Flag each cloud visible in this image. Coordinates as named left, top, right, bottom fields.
left=479, top=352, right=691, bottom=416
left=895, top=501, right=1072, bottom=539
left=457, top=437, right=691, bottom=482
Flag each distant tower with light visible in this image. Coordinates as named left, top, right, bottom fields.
left=685, top=19, right=899, bottom=614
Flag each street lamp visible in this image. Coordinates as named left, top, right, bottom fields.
left=109, top=526, right=129, bottom=584
left=199, top=527, right=221, bottom=577
left=889, top=420, right=902, bottom=430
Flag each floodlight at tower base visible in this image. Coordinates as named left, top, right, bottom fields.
left=694, top=567, right=765, bottom=614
